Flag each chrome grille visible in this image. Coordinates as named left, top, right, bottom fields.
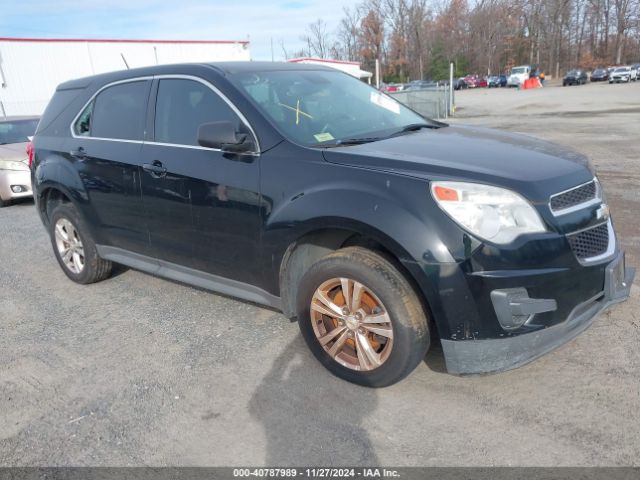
left=567, top=222, right=609, bottom=260
left=550, top=180, right=597, bottom=213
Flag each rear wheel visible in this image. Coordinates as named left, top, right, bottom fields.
left=296, top=247, right=430, bottom=387
left=49, top=203, right=112, bottom=284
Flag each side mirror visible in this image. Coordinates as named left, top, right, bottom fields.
left=197, top=121, right=253, bottom=153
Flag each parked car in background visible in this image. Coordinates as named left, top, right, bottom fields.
left=590, top=68, right=609, bottom=82
left=632, top=64, right=640, bottom=79
left=0, top=116, right=39, bottom=207
left=453, top=77, right=467, bottom=90
left=487, top=76, right=500, bottom=87
left=462, top=75, right=477, bottom=88
left=609, top=66, right=634, bottom=83
left=404, top=79, right=437, bottom=91
left=563, top=69, right=588, bottom=86
left=498, top=74, right=508, bottom=87
left=507, top=65, right=531, bottom=87
left=381, top=83, right=404, bottom=93
left=463, top=75, right=486, bottom=88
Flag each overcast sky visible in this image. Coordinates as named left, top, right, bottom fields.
left=0, top=0, right=347, bottom=61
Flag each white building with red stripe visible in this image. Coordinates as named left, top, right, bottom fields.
left=0, top=37, right=250, bottom=116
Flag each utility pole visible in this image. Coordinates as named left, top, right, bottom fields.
left=449, top=62, right=454, bottom=117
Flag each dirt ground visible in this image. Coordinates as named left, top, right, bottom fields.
left=0, top=80, right=638, bottom=467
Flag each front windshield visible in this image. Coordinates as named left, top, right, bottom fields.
left=0, top=119, right=39, bottom=145
left=615, top=67, right=628, bottom=72
left=232, top=69, right=429, bottom=146
left=511, top=67, right=526, bottom=74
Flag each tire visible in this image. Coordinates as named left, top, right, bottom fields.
left=296, top=247, right=430, bottom=387
left=49, top=203, right=112, bottom=284
left=0, top=197, right=8, bottom=208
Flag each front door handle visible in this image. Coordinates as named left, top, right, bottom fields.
left=143, top=161, right=167, bottom=178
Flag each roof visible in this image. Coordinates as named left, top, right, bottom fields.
left=55, top=61, right=337, bottom=91
left=0, top=37, right=249, bottom=45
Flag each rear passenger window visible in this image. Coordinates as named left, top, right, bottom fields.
left=75, top=81, right=149, bottom=140
left=154, top=79, right=240, bottom=146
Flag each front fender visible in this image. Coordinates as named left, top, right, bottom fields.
left=261, top=170, right=472, bottom=339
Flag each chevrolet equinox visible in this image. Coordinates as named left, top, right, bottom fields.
left=32, top=62, right=635, bottom=386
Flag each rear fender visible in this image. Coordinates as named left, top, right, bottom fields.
left=33, top=148, right=102, bottom=240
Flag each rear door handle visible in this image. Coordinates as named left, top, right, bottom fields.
left=143, top=161, right=167, bottom=177
left=70, top=147, right=87, bottom=160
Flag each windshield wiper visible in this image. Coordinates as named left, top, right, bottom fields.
left=387, top=123, right=440, bottom=138
left=337, top=137, right=381, bottom=145
left=311, top=137, right=382, bottom=148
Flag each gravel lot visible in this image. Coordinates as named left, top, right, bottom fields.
left=1, top=80, right=639, bottom=467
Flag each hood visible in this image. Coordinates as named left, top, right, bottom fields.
left=0, top=142, right=29, bottom=163
left=322, top=125, right=593, bottom=203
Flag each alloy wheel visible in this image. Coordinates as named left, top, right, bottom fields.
left=54, top=218, right=85, bottom=274
left=310, top=277, right=394, bottom=371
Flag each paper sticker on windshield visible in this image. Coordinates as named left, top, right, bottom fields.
left=314, top=132, right=335, bottom=142
left=370, top=92, right=400, bottom=114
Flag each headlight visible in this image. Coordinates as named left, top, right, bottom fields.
left=0, top=160, right=29, bottom=171
left=431, top=181, right=546, bottom=244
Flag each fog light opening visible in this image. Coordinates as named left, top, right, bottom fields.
left=10, top=185, right=26, bottom=193
left=490, top=288, right=557, bottom=331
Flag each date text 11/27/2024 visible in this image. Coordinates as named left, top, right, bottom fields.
left=232, top=468, right=400, bottom=478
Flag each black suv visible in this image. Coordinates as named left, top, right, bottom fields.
left=32, top=62, right=634, bottom=387
left=563, top=69, right=588, bottom=86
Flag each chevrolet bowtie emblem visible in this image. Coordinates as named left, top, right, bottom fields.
left=596, top=204, right=610, bottom=221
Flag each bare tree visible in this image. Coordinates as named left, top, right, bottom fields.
left=613, top=0, right=637, bottom=63
left=289, top=0, right=640, bottom=82
left=301, top=19, right=330, bottom=58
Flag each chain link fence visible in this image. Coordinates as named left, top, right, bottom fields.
left=388, top=85, right=452, bottom=120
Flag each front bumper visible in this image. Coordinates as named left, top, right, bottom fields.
left=0, top=169, right=33, bottom=201
left=441, top=250, right=635, bottom=374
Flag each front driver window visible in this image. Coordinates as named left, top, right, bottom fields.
left=154, top=79, right=242, bottom=147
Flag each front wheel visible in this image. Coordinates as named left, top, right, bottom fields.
left=296, top=247, right=430, bottom=387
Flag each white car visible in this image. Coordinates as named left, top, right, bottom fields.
left=507, top=65, right=531, bottom=87
left=609, top=66, right=635, bottom=83
left=0, top=116, right=39, bottom=207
